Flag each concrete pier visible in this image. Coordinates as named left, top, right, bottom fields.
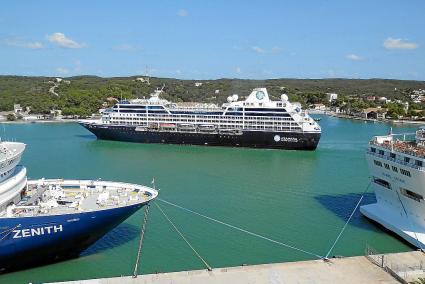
left=51, top=251, right=425, bottom=284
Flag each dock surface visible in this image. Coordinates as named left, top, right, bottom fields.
left=51, top=251, right=425, bottom=284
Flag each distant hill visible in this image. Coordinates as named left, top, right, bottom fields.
left=1, top=75, right=424, bottom=116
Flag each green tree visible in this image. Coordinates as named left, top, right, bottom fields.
left=385, top=103, right=404, bottom=118
left=6, top=113, right=16, bottom=121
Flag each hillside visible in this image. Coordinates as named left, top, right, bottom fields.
left=1, top=75, right=425, bottom=116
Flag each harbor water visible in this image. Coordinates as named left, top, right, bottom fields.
left=0, top=116, right=418, bottom=283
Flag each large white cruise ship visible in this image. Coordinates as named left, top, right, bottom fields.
left=361, top=127, right=425, bottom=248
left=80, top=88, right=321, bottom=150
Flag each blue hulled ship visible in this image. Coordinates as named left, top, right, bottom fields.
left=0, top=141, right=158, bottom=272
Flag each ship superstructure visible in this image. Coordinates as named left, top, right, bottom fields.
left=0, top=142, right=26, bottom=213
left=361, top=127, right=425, bottom=248
left=0, top=140, right=158, bottom=272
left=80, top=88, right=321, bottom=150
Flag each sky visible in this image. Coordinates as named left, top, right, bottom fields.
left=0, top=1, right=424, bottom=80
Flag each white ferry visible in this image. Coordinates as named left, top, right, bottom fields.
left=361, top=127, right=425, bottom=248
left=80, top=88, right=321, bottom=150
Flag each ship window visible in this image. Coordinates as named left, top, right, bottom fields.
left=373, top=160, right=383, bottom=167
left=119, top=105, right=146, bottom=109
left=384, top=163, right=390, bottom=170
left=378, top=150, right=384, bottom=155
left=392, top=166, right=398, bottom=172
left=400, top=168, right=411, bottom=177
left=400, top=188, right=423, bottom=202
left=370, top=147, right=376, bottom=153
left=373, top=177, right=391, bottom=189
left=416, top=160, right=423, bottom=167
left=404, top=157, right=410, bottom=163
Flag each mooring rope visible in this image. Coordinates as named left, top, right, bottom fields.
left=155, top=202, right=212, bottom=271
left=324, top=182, right=372, bottom=259
left=395, top=189, right=424, bottom=251
left=0, top=224, right=21, bottom=242
left=157, top=198, right=323, bottom=259
left=133, top=204, right=151, bottom=278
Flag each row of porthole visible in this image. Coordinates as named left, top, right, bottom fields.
left=373, top=159, right=411, bottom=177
left=0, top=168, right=13, bottom=178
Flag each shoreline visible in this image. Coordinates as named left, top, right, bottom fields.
left=0, top=119, right=81, bottom=125
left=310, top=110, right=425, bottom=125
left=2, top=113, right=424, bottom=126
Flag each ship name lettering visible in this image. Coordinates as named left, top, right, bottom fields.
left=281, top=137, right=298, bottom=143
left=12, top=225, right=63, bottom=239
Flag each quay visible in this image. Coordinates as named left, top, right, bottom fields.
left=51, top=251, right=425, bottom=284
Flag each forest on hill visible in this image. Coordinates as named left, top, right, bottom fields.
left=1, top=75, right=425, bottom=116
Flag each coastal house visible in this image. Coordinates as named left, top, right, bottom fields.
left=50, top=109, right=63, bottom=120
left=326, top=93, right=338, bottom=102
left=312, top=103, right=326, bottom=111
left=378, top=96, right=392, bottom=104
left=135, top=77, right=150, bottom=85
left=361, top=107, right=387, bottom=120
left=22, top=115, right=43, bottom=121
left=14, top=104, right=23, bottom=114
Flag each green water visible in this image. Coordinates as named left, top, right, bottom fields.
left=0, top=116, right=419, bottom=283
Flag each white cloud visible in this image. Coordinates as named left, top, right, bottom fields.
left=113, top=44, right=137, bottom=52
left=271, top=47, right=283, bottom=53
left=3, top=38, right=44, bottom=49
left=47, top=33, right=85, bottom=49
left=251, top=46, right=282, bottom=54
left=56, top=67, right=69, bottom=74
left=252, top=46, right=266, bottom=54
left=345, top=54, right=365, bottom=61
left=235, top=67, right=241, bottom=74
left=175, top=69, right=182, bottom=75
left=383, top=37, right=418, bottom=50
left=177, top=9, right=188, bottom=17
left=26, top=42, right=44, bottom=49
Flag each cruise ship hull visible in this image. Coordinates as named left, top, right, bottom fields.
left=360, top=203, right=425, bottom=248
left=81, top=123, right=321, bottom=150
left=360, top=137, right=425, bottom=249
left=0, top=201, right=147, bottom=272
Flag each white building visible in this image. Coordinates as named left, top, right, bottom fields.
left=313, top=103, right=326, bottom=111
left=22, top=115, right=41, bottom=121
left=13, top=104, right=23, bottom=114
left=135, top=77, right=150, bottom=85
left=404, top=102, right=409, bottom=114
left=326, top=93, right=338, bottom=102
left=194, top=82, right=203, bottom=87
